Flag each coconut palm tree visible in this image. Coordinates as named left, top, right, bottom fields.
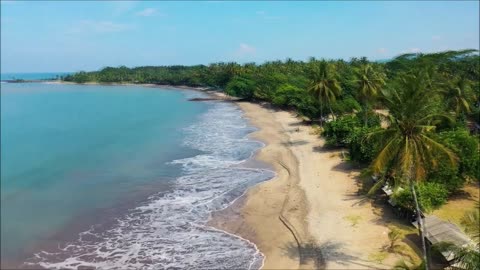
left=307, top=60, right=342, bottom=124
left=368, top=70, right=458, bottom=270
left=444, top=76, right=473, bottom=115
left=353, top=64, right=386, bottom=126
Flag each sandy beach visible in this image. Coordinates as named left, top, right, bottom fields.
left=212, top=101, right=411, bottom=269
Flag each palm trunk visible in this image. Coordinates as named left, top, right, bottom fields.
left=411, top=183, right=430, bottom=270
left=363, top=99, right=369, bottom=127
left=329, top=105, right=336, bottom=121
left=319, top=100, right=324, bottom=127
left=320, top=106, right=324, bottom=127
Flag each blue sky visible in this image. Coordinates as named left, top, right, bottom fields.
left=1, top=1, right=479, bottom=72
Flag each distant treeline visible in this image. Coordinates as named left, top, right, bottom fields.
left=64, top=49, right=479, bottom=120
left=64, top=49, right=480, bottom=213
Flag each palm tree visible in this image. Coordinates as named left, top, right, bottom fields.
left=444, top=76, right=473, bottom=115
left=353, top=64, right=386, bottom=126
left=307, top=60, right=342, bottom=124
left=369, top=70, right=458, bottom=270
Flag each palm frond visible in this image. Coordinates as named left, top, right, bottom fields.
left=372, top=135, right=401, bottom=174
left=420, top=134, right=458, bottom=166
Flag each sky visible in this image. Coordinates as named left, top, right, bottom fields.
left=1, top=1, right=479, bottom=73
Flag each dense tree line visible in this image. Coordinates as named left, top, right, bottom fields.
left=64, top=50, right=479, bottom=202
left=65, top=49, right=479, bottom=212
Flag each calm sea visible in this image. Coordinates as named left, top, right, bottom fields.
left=1, top=72, right=72, bottom=81
left=1, top=82, right=273, bottom=269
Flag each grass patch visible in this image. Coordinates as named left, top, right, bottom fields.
left=432, top=184, right=479, bottom=228
left=343, top=214, right=362, bottom=227
left=368, top=251, right=389, bottom=264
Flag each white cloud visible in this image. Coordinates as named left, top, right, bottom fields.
left=135, top=8, right=159, bottom=17
left=236, top=43, right=256, bottom=55
left=68, top=20, right=133, bottom=34
left=432, top=35, right=441, bottom=41
left=377, top=48, right=387, bottom=55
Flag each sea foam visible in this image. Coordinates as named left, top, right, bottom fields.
left=29, top=98, right=274, bottom=269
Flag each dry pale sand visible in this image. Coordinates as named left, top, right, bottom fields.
left=212, top=101, right=408, bottom=270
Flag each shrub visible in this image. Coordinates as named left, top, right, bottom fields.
left=429, top=163, right=465, bottom=194
left=271, top=83, right=321, bottom=120
left=323, top=115, right=361, bottom=147
left=331, top=96, right=362, bottom=115
left=437, top=129, right=480, bottom=181
left=271, top=84, right=303, bottom=107
left=225, top=75, right=256, bottom=99
left=355, top=110, right=382, bottom=128
left=348, top=126, right=381, bottom=163
left=393, top=182, right=449, bottom=213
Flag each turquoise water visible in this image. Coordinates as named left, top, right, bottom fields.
left=1, top=82, right=273, bottom=269
left=1, top=72, right=71, bottom=81
left=1, top=83, right=207, bottom=262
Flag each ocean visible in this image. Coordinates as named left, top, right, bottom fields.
left=0, top=82, right=274, bottom=269
left=1, top=72, right=72, bottom=81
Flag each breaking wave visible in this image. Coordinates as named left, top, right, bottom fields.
left=29, top=99, right=274, bottom=269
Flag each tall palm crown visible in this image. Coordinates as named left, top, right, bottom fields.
left=371, top=70, right=457, bottom=182
left=307, top=61, right=342, bottom=119
left=353, top=64, right=386, bottom=125
left=370, top=70, right=458, bottom=269
left=354, top=64, right=386, bottom=104
left=445, top=76, right=473, bottom=115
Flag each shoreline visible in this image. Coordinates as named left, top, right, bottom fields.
left=43, top=80, right=239, bottom=101
left=208, top=101, right=313, bottom=269
left=213, top=101, right=414, bottom=269
left=33, top=80, right=409, bottom=268
left=43, top=80, right=212, bottom=91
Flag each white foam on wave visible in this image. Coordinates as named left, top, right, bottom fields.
left=28, top=101, right=275, bottom=269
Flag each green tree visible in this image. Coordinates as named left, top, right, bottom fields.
left=353, top=64, right=386, bottom=126
left=369, top=71, right=458, bottom=269
left=307, top=60, right=342, bottom=124
left=444, top=77, right=474, bottom=115
left=225, top=75, right=256, bottom=99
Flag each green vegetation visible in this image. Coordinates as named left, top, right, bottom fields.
left=65, top=49, right=479, bottom=269
left=307, top=60, right=342, bottom=122
left=393, top=182, right=449, bottom=212
left=65, top=51, right=479, bottom=193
